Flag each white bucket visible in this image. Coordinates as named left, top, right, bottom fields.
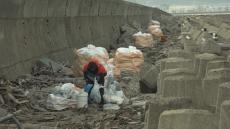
left=76, top=92, right=88, bottom=108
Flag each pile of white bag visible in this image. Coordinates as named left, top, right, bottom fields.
left=47, top=83, right=88, bottom=110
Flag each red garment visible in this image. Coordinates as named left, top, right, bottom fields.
left=83, top=59, right=107, bottom=74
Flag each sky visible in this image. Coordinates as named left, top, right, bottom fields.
left=126, top=0, right=230, bottom=6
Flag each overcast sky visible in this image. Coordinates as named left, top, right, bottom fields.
left=126, top=0, right=230, bottom=6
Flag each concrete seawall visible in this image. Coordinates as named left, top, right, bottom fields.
left=0, top=0, right=169, bottom=79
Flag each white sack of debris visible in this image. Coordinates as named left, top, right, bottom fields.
left=148, top=20, right=161, bottom=26
left=73, top=44, right=109, bottom=76
left=133, top=31, right=154, bottom=47
left=47, top=83, right=88, bottom=110
left=114, top=46, right=144, bottom=77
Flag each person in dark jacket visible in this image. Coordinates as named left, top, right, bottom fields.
left=83, top=58, right=107, bottom=107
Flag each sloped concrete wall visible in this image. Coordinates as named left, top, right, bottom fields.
left=0, top=0, right=169, bottom=79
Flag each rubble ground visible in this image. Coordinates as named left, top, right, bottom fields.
left=0, top=55, right=161, bottom=129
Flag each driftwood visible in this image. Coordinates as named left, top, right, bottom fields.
left=0, top=110, right=24, bottom=129
left=0, top=95, right=5, bottom=104
left=0, top=78, right=29, bottom=106
left=7, top=93, right=29, bottom=105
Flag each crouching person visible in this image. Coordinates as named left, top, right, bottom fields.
left=83, top=58, right=107, bottom=108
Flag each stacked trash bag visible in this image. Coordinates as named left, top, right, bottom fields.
left=47, top=20, right=163, bottom=110
left=47, top=45, right=134, bottom=110
left=132, top=20, right=166, bottom=48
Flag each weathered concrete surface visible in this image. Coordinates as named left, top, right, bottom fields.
left=158, top=109, right=218, bottom=129
left=216, top=82, right=230, bottom=113
left=206, top=60, right=230, bottom=74
left=157, top=68, right=194, bottom=95
left=163, top=75, right=202, bottom=105
left=219, top=100, right=230, bottom=129
left=202, top=68, right=230, bottom=107
left=168, top=49, right=194, bottom=59
left=160, top=58, right=194, bottom=72
left=144, top=97, right=192, bottom=129
left=194, top=53, right=221, bottom=79
left=0, top=0, right=170, bottom=79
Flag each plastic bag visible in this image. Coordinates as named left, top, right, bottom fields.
left=54, top=83, right=77, bottom=99
left=47, top=83, right=87, bottom=110
left=104, top=80, right=125, bottom=105
left=89, top=79, right=102, bottom=104
left=47, top=94, right=78, bottom=110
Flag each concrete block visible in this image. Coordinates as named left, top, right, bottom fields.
left=203, top=74, right=230, bottom=107
left=206, top=61, right=230, bottom=75
left=216, top=82, right=230, bottom=113
left=163, top=75, right=202, bottom=105
left=183, top=40, right=200, bottom=53
left=219, top=100, right=230, bottom=129
left=158, top=109, right=217, bottom=129
left=200, top=42, right=222, bottom=55
left=144, top=97, right=192, bottom=129
left=157, top=68, right=194, bottom=95
left=168, top=49, right=194, bottom=59
left=160, top=58, right=194, bottom=72
left=194, top=53, right=219, bottom=79
left=206, top=68, right=230, bottom=79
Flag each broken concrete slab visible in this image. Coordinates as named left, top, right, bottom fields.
left=158, top=109, right=218, bottom=129
left=163, top=75, right=202, bottom=105
left=144, top=97, right=192, bottom=129
left=216, top=82, right=230, bottom=113
left=219, top=100, right=230, bottom=129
